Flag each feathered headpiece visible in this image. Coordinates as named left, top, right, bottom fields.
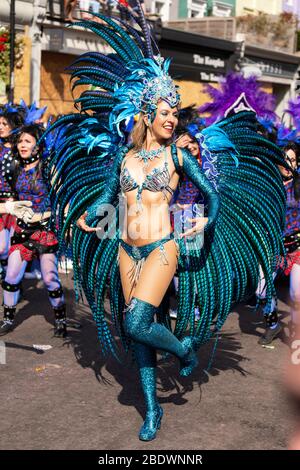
left=0, top=102, right=24, bottom=142
left=276, top=124, right=299, bottom=147
left=199, top=72, right=277, bottom=125
left=111, top=55, right=180, bottom=135
left=273, top=96, right=300, bottom=147
left=0, top=102, right=19, bottom=115
left=19, top=99, right=47, bottom=125
left=64, top=2, right=180, bottom=150
left=0, top=101, right=46, bottom=144
left=285, top=95, right=300, bottom=130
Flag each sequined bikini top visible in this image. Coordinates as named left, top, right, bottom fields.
left=120, top=148, right=174, bottom=212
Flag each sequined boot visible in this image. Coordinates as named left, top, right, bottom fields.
left=139, top=405, right=164, bottom=441
left=179, top=336, right=198, bottom=377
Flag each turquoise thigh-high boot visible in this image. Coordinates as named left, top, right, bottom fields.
left=133, top=341, right=163, bottom=441
left=124, top=297, right=198, bottom=378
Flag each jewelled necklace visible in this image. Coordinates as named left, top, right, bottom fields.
left=135, top=145, right=166, bottom=167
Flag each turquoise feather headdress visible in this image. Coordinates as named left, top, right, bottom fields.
left=61, top=3, right=180, bottom=150
left=111, top=55, right=180, bottom=136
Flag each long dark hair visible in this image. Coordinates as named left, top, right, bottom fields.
left=257, top=123, right=278, bottom=143
left=13, top=124, right=46, bottom=191
left=176, top=104, right=200, bottom=137
left=283, top=142, right=300, bottom=200
left=0, top=110, right=24, bottom=145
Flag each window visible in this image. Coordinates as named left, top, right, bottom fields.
left=187, top=0, right=206, bottom=18
left=151, top=0, right=171, bottom=21
left=212, top=2, right=232, bottom=17
left=154, top=1, right=163, bottom=15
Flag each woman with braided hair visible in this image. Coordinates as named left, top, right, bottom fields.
left=0, top=124, right=67, bottom=337
left=46, top=3, right=287, bottom=441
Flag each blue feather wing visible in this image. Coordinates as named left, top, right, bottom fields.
left=176, top=111, right=286, bottom=348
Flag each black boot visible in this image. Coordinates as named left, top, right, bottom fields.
left=0, top=305, right=16, bottom=335
left=258, top=310, right=282, bottom=345
left=0, top=259, right=8, bottom=281
left=53, top=304, right=67, bottom=338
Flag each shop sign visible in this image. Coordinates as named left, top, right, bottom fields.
left=244, top=56, right=297, bottom=79
left=161, top=47, right=229, bottom=81
left=49, top=29, right=64, bottom=51
left=199, top=72, right=222, bottom=82
left=43, top=28, right=113, bottom=55
left=193, top=54, right=225, bottom=69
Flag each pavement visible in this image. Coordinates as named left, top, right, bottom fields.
left=0, top=274, right=296, bottom=450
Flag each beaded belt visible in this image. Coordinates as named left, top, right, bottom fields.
left=284, top=232, right=300, bottom=254
left=15, top=217, right=50, bottom=232
left=0, top=190, right=17, bottom=202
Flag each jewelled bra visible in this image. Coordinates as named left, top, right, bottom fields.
left=120, top=149, right=174, bottom=212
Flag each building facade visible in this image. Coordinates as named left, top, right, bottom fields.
left=0, top=0, right=112, bottom=115
left=159, top=27, right=237, bottom=105
left=145, top=0, right=173, bottom=21
left=1, top=0, right=299, bottom=117
left=144, top=0, right=235, bottom=21
left=235, top=0, right=283, bottom=16
left=240, top=45, right=300, bottom=117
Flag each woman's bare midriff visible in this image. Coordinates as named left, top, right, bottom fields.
left=121, top=191, right=173, bottom=246
left=120, top=148, right=180, bottom=247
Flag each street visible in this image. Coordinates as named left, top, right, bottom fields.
left=0, top=274, right=296, bottom=450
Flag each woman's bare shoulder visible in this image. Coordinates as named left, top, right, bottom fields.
left=124, top=148, right=136, bottom=159
left=121, top=148, right=136, bottom=168
left=167, top=144, right=183, bottom=167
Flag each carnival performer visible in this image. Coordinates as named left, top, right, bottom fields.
left=279, top=101, right=300, bottom=338
left=46, top=3, right=287, bottom=441
left=198, top=72, right=291, bottom=341
left=169, top=106, right=205, bottom=320
left=259, top=142, right=300, bottom=344
left=0, top=124, right=67, bottom=337
left=254, top=97, right=300, bottom=344
left=0, top=102, right=46, bottom=278
left=0, top=105, right=24, bottom=276
left=280, top=143, right=300, bottom=332
left=175, top=105, right=205, bottom=205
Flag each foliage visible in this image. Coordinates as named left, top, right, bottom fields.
left=0, top=26, right=25, bottom=86
left=237, top=11, right=295, bottom=37
left=237, top=12, right=297, bottom=51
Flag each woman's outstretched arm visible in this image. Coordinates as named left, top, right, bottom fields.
left=77, top=151, right=123, bottom=231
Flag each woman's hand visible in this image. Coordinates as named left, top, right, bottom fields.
left=4, top=201, right=34, bottom=223
left=180, top=217, right=208, bottom=238
left=30, top=211, right=52, bottom=224
left=176, top=134, right=191, bottom=149
left=76, top=212, right=99, bottom=233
